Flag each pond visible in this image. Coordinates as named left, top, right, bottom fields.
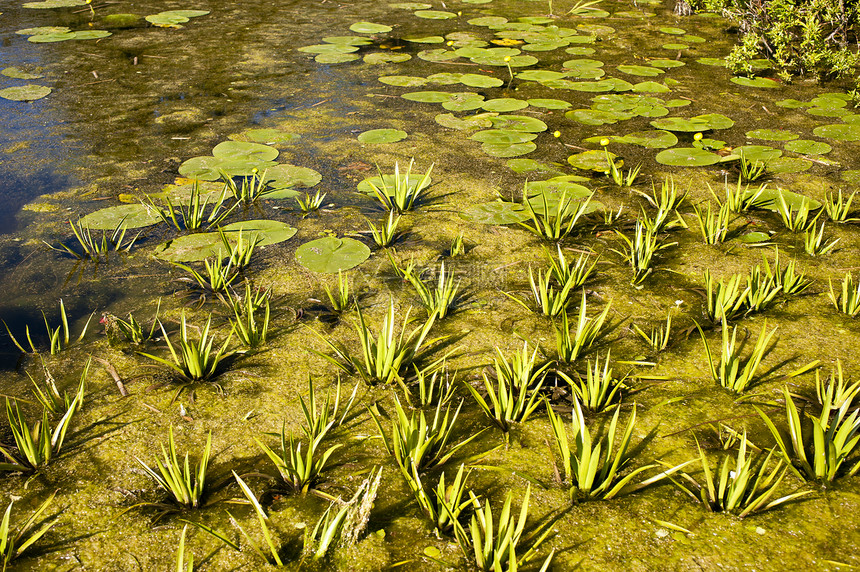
left=1, top=0, right=859, bottom=569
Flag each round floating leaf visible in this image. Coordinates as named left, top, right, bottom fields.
left=263, top=164, right=322, bottom=189
left=298, top=44, right=360, bottom=54
left=810, top=95, right=848, bottom=109
left=358, top=128, right=408, bottom=144
left=632, top=82, right=670, bottom=93
left=414, top=9, right=457, bottom=19
left=221, top=220, right=297, bottom=246
left=469, top=16, right=508, bottom=26
left=566, top=109, right=629, bottom=125
left=617, top=65, right=664, bottom=77
left=315, top=53, right=360, bottom=64
left=481, top=141, right=537, bottom=157
left=0, top=84, right=51, bottom=101
left=390, top=2, right=432, bottom=8
left=16, top=26, right=71, bottom=35
left=460, top=202, right=529, bottom=225
left=71, top=30, right=112, bottom=40
left=697, top=57, right=725, bottom=66
left=153, top=233, right=223, bottom=262
left=683, top=35, right=706, bottom=43
left=80, top=204, right=163, bottom=230
left=807, top=107, right=851, bottom=118
left=753, top=187, right=820, bottom=211
left=812, top=123, right=860, bottom=141
left=435, top=112, right=495, bottom=131
left=517, top=70, right=566, bottom=82
left=1, top=67, right=44, bottom=80
left=736, top=145, right=782, bottom=163
left=212, top=141, right=279, bottom=162
left=507, top=158, right=547, bottom=173
left=650, top=113, right=733, bottom=132
left=565, top=46, right=596, bottom=55
left=402, top=91, right=452, bottom=103
left=178, top=156, right=223, bottom=180
left=459, top=74, right=504, bottom=88
left=350, top=22, right=392, bottom=33
left=766, top=157, right=811, bottom=174
left=738, top=231, right=770, bottom=243
left=730, top=76, right=782, bottom=89
left=471, top=54, right=538, bottom=67
left=379, top=75, right=427, bottom=87
left=296, top=237, right=371, bottom=273
left=28, top=32, right=77, bottom=42
left=649, top=59, right=685, bottom=69
left=775, top=99, right=808, bottom=109
left=568, top=150, right=620, bottom=171
left=489, top=115, right=547, bottom=132
left=655, top=147, right=721, bottom=166
left=784, top=139, right=831, bottom=155
left=662, top=43, right=689, bottom=50
left=417, top=49, right=460, bottom=62
left=442, top=94, right=485, bottom=111
left=427, top=72, right=464, bottom=85
left=364, top=52, right=411, bottom=64
left=403, top=36, right=445, bottom=43
left=659, top=27, right=686, bottom=34
left=746, top=128, right=797, bottom=141
left=146, top=13, right=189, bottom=27
left=621, top=130, right=678, bottom=148
left=527, top=98, right=571, bottom=109
left=470, top=130, right=537, bottom=144
left=23, top=0, right=86, bottom=7
left=482, top=98, right=529, bottom=112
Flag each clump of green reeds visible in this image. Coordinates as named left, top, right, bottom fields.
left=546, top=245, right=599, bottom=289
left=756, top=380, right=860, bottom=482
left=519, top=188, right=593, bottom=241
left=635, top=177, right=686, bottom=233
left=553, top=292, right=612, bottom=364
left=466, top=342, right=548, bottom=437
left=136, top=428, right=211, bottom=509
left=402, top=463, right=471, bottom=534
left=613, top=221, right=676, bottom=285
left=449, top=232, right=466, bottom=257
left=257, top=376, right=356, bottom=494
left=703, top=270, right=747, bottom=323
left=220, top=169, right=273, bottom=204
left=548, top=399, right=684, bottom=500
left=557, top=351, right=626, bottom=412
left=823, top=189, right=858, bottom=223
left=295, top=190, right=327, bottom=216
left=172, top=255, right=239, bottom=297
left=366, top=159, right=433, bottom=212
left=227, top=283, right=271, bottom=348
left=399, top=362, right=457, bottom=408
left=828, top=270, right=860, bottom=316
left=693, top=201, right=733, bottom=244
left=322, top=271, right=352, bottom=315
left=405, top=262, right=461, bottom=319
left=5, top=299, right=93, bottom=355
left=709, top=179, right=768, bottom=213
left=139, top=313, right=233, bottom=383
left=739, top=156, right=767, bottom=182
left=102, top=298, right=161, bottom=346
left=802, top=221, right=839, bottom=256
left=1, top=493, right=58, bottom=571
left=775, top=191, right=819, bottom=232
left=1, top=361, right=87, bottom=472
left=632, top=309, right=673, bottom=353
left=698, top=320, right=776, bottom=393
left=219, top=228, right=259, bottom=270
left=448, top=485, right=554, bottom=572
left=507, top=266, right=575, bottom=317
left=670, top=433, right=810, bottom=517
left=312, top=300, right=441, bottom=386
left=46, top=218, right=140, bottom=260
left=149, top=182, right=235, bottom=231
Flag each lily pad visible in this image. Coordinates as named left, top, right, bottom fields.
left=349, top=22, right=393, bottom=34
left=358, top=128, right=408, bottom=144
left=746, top=128, right=798, bottom=141
left=812, top=123, right=860, bottom=141
left=23, top=0, right=86, bottom=7
left=517, top=70, right=566, bottom=82
left=617, top=65, right=664, bottom=77
left=481, top=98, right=529, bottom=112
left=470, top=130, right=537, bottom=144
left=296, top=237, right=371, bottom=273
left=263, top=164, right=322, bottom=189
left=435, top=112, right=495, bottom=131
left=315, top=53, right=360, bottom=64
left=460, top=202, right=529, bottom=225
left=364, top=52, right=412, bottom=64
left=80, top=204, right=163, bottom=230
left=0, top=85, right=52, bottom=101
left=620, top=130, right=678, bottom=148
left=527, top=98, right=571, bottom=109
left=153, top=233, right=223, bottom=262
left=730, top=76, right=782, bottom=89
left=417, top=49, right=460, bottom=62
left=221, top=220, right=297, bottom=246
left=649, top=59, right=685, bottom=69
left=766, top=157, right=812, bottom=174
left=379, top=75, right=428, bottom=87
left=489, top=115, right=547, bottom=132
left=738, top=231, right=770, bottom=243
left=632, top=82, right=670, bottom=93
left=402, top=91, right=452, bottom=103
left=753, top=188, right=820, bottom=211
left=655, top=148, right=721, bottom=166
left=481, top=141, right=537, bottom=157
left=662, top=43, right=689, bottom=50
left=15, top=26, right=71, bottom=35
left=735, top=145, right=782, bottom=163
left=459, top=74, right=504, bottom=88
left=1, top=67, right=43, bottom=80
left=414, top=9, right=457, bottom=19
left=212, top=141, right=279, bottom=162
left=568, top=150, right=620, bottom=171
left=650, top=113, right=734, bottom=132
left=783, top=140, right=831, bottom=155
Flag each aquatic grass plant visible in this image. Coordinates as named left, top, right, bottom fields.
left=449, top=232, right=466, bottom=257
left=519, top=189, right=593, bottom=241
left=135, top=428, right=211, bottom=509
left=546, top=246, right=599, bottom=290
left=743, top=262, right=782, bottom=314
left=710, top=179, right=768, bottom=213
left=776, top=191, right=819, bottom=232
left=447, top=485, right=554, bottom=572
left=633, top=310, right=673, bottom=353
left=323, top=271, right=352, bottom=314
left=766, top=248, right=812, bottom=295
left=548, top=400, right=681, bottom=501
left=739, top=156, right=768, bottom=182
left=507, top=266, right=575, bottom=317
left=1, top=365, right=86, bottom=472
left=635, top=177, right=686, bottom=233
left=823, top=189, right=858, bottom=223
left=0, top=493, right=57, bottom=572
left=139, top=313, right=233, bottom=383
left=612, top=221, right=675, bottom=285
left=828, top=271, right=860, bottom=316
left=816, top=360, right=860, bottom=412
left=402, top=463, right=471, bottom=534
left=802, top=221, right=839, bottom=256
left=149, top=182, right=235, bottom=231
left=756, top=386, right=860, bottom=481
left=670, top=434, right=810, bottom=517
left=405, top=262, right=461, bottom=319
left=219, top=228, right=259, bottom=270
left=366, top=159, right=433, bottom=212
left=703, top=270, right=747, bottom=323
left=399, top=362, right=457, bottom=408
left=693, top=201, right=732, bottom=244
left=312, top=300, right=440, bottom=386
left=228, top=283, right=271, bottom=348
left=370, top=396, right=480, bottom=474
left=466, top=342, right=549, bottom=436
left=172, top=256, right=239, bottom=296
left=367, top=210, right=402, bottom=248
left=102, top=298, right=161, bottom=346
left=5, top=299, right=93, bottom=355
left=47, top=218, right=139, bottom=260
left=557, top=351, right=625, bottom=412
left=257, top=376, right=355, bottom=494
left=553, top=291, right=612, bottom=364
left=295, top=190, right=327, bottom=216
left=229, top=472, right=286, bottom=566
left=220, top=169, right=271, bottom=204
left=27, top=358, right=89, bottom=418
left=175, top=524, right=194, bottom=572
left=698, top=320, right=777, bottom=393
left=605, top=147, right=641, bottom=188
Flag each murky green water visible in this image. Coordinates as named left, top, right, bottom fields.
left=1, top=0, right=859, bottom=570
